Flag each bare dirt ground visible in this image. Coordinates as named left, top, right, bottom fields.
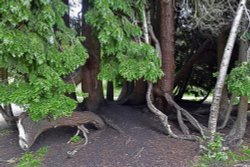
left=0, top=103, right=220, bottom=167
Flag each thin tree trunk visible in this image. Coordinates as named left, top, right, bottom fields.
left=217, top=30, right=230, bottom=122
left=208, top=0, right=246, bottom=141
left=106, top=81, right=114, bottom=101
left=226, top=96, right=248, bottom=146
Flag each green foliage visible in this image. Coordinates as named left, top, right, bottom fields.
left=85, top=0, right=163, bottom=82
left=227, top=62, right=250, bottom=97
left=16, top=147, right=48, bottom=167
left=227, top=146, right=250, bottom=163
left=70, top=135, right=82, bottom=143
left=197, top=134, right=229, bottom=167
left=196, top=136, right=250, bottom=167
left=0, top=0, right=88, bottom=121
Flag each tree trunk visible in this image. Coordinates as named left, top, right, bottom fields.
left=217, top=30, right=230, bottom=122
left=158, top=0, right=175, bottom=95
left=117, top=81, right=134, bottom=103
left=81, top=0, right=104, bottom=111
left=0, top=68, right=14, bottom=126
left=106, top=81, right=114, bottom=101
left=208, top=0, right=246, bottom=141
left=125, top=80, right=147, bottom=105
left=226, top=27, right=249, bottom=146
left=226, top=96, right=248, bottom=146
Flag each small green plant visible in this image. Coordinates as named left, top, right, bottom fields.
left=196, top=134, right=229, bottom=167
left=195, top=135, right=250, bottom=167
left=16, top=147, right=48, bottom=167
left=227, top=145, right=250, bottom=163
left=70, top=135, right=82, bottom=143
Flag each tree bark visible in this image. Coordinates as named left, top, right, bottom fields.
left=217, top=30, right=230, bottom=122
left=158, top=0, right=175, bottom=95
left=125, top=80, right=147, bottom=105
left=208, top=0, right=246, bottom=141
left=106, top=81, right=114, bottom=101
left=81, top=0, right=104, bottom=111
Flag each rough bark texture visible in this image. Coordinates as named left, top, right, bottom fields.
left=158, top=0, right=175, bottom=95
left=81, top=0, right=104, bottom=111
left=208, top=0, right=246, bottom=141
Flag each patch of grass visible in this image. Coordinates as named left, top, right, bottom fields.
left=16, top=147, right=48, bottom=167
left=69, top=135, right=82, bottom=143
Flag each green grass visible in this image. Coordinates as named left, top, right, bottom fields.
left=16, top=147, right=48, bottom=167
left=69, top=135, right=82, bottom=143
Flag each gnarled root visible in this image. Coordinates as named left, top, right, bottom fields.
left=67, top=124, right=89, bottom=157
left=146, top=82, right=200, bottom=141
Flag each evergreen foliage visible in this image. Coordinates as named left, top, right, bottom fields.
left=228, top=62, right=250, bottom=97
left=0, top=0, right=88, bottom=121
left=85, top=0, right=163, bottom=82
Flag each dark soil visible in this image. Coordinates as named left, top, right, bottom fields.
left=0, top=103, right=210, bottom=167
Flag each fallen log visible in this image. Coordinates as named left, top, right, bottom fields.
left=17, top=111, right=105, bottom=150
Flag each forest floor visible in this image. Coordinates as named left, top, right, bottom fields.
left=0, top=103, right=249, bottom=167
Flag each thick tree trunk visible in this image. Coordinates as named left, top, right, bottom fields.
left=208, top=0, right=246, bottom=141
left=125, top=80, right=147, bottom=105
left=117, top=81, right=134, bottom=103
left=81, top=0, right=104, bottom=111
left=158, top=0, right=175, bottom=95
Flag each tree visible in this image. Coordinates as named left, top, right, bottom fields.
left=208, top=0, right=247, bottom=140
left=0, top=0, right=88, bottom=121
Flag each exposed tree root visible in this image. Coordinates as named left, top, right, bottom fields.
left=100, top=115, right=125, bottom=134
left=164, top=93, right=206, bottom=137
left=67, top=125, right=89, bottom=157
left=146, top=82, right=199, bottom=141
